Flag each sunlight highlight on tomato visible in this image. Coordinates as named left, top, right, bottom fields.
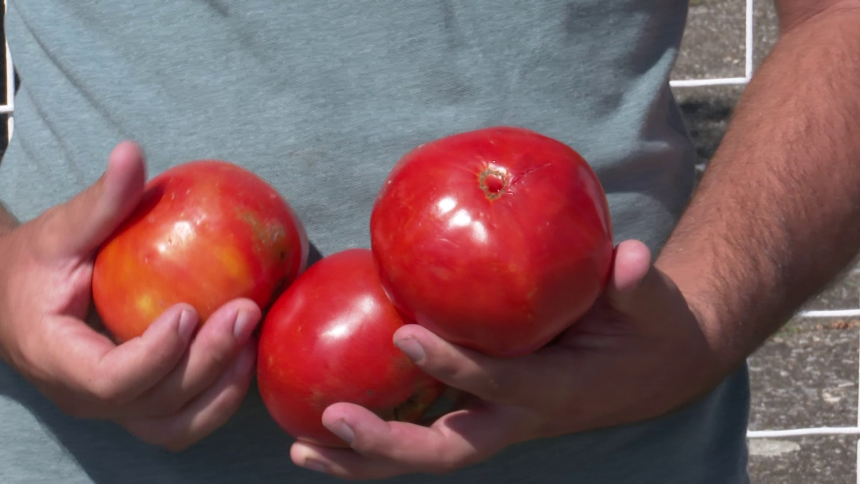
left=93, top=160, right=308, bottom=342
left=371, top=127, right=613, bottom=357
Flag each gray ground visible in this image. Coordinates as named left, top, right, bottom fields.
left=674, top=1, right=859, bottom=482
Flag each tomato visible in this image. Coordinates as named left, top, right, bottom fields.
left=92, top=160, right=308, bottom=342
left=370, top=126, right=613, bottom=357
left=257, top=248, right=445, bottom=448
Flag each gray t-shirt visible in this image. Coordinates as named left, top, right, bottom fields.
left=0, top=1, right=750, bottom=482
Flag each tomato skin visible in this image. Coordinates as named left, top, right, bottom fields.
left=370, top=127, right=613, bottom=357
left=257, top=248, right=445, bottom=448
left=92, top=160, right=308, bottom=342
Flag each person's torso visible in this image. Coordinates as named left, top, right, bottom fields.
left=0, top=2, right=749, bottom=483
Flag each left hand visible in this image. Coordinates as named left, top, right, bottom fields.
left=290, top=240, right=729, bottom=479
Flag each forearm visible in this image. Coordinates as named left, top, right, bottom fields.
left=656, top=5, right=860, bottom=375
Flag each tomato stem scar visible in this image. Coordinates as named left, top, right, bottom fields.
left=479, top=168, right=508, bottom=200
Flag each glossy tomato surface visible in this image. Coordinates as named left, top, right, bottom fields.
left=93, top=160, right=308, bottom=342
left=371, top=126, right=613, bottom=357
left=257, top=248, right=445, bottom=448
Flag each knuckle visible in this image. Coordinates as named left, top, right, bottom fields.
left=474, top=374, right=507, bottom=402
left=145, top=331, right=188, bottom=364
left=446, top=447, right=483, bottom=473
left=87, top=378, right=129, bottom=407
left=203, top=350, right=233, bottom=373
left=202, top=334, right=239, bottom=370
left=215, top=384, right=247, bottom=416
left=54, top=398, right=99, bottom=419
left=125, top=421, right=187, bottom=450
left=11, top=334, right=46, bottom=381
left=428, top=358, right=461, bottom=382
left=429, top=452, right=469, bottom=475
left=145, top=398, right=185, bottom=419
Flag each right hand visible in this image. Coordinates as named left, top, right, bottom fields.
left=0, top=142, right=261, bottom=451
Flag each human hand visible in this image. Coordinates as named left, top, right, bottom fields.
left=291, top=240, right=728, bottom=479
left=0, top=142, right=261, bottom=451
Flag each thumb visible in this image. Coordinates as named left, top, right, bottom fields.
left=43, top=141, right=147, bottom=257
left=604, top=239, right=664, bottom=314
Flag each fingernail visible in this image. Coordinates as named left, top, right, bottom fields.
left=178, top=310, right=196, bottom=340
left=303, top=458, right=329, bottom=473
left=233, top=310, right=257, bottom=340
left=394, top=337, right=425, bottom=363
left=325, top=419, right=355, bottom=444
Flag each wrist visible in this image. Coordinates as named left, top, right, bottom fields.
left=655, top=254, right=746, bottom=381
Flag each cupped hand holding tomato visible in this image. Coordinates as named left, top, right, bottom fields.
left=290, top=128, right=725, bottom=478
left=93, top=158, right=308, bottom=342
left=257, top=248, right=446, bottom=448
left=0, top=142, right=270, bottom=451
left=291, top=240, right=726, bottom=479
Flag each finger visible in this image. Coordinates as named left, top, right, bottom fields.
left=42, top=141, right=146, bottom=257
left=123, top=299, right=261, bottom=418
left=122, top=339, right=257, bottom=451
left=291, top=403, right=520, bottom=479
left=391, top=324, right=570, bottom=408
left=604, top=240, right=685, bottom=319
left=47, top=304, right=198, bottom=413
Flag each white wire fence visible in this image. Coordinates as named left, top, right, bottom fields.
left=671, top=0, right=860, bottom=481
left=0, top=0, right=857, bottom=480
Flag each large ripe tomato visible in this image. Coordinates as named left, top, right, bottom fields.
left=92, top=160, right=308, bottom=342
left=370, top=126, right=613, bottom=357
left=257, top=248, right=445, bottom=448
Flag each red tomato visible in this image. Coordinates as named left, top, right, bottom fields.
left=257, top=248, right=445, bottom=448
left=92, top=160, right=308, bottom=342
left=370, top=127, right=613, bottom=357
